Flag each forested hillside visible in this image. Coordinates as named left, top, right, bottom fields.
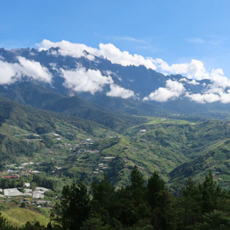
left=2, top=168, right=230, bottom=229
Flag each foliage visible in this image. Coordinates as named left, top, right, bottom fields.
left=3, top=169, right=230, bottom=229
left=51, top=180, right=90, bottom=230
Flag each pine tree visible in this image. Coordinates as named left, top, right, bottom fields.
left=51, top=180, right=90, bottom=230
left=146, top=171, right=165, bottom=210
left=129, top=165, right=146, bottom=205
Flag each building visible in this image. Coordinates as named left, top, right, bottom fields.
left=33, top=191, right=44, bottom=199
left=4, top=188, right=22, bottom=197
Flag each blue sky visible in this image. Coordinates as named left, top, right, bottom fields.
left=1, top=0, right=230, bottom=76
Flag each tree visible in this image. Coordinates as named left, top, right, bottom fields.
left=176, top=177, right=202, bottom=228
left=115, top=166, right=150, bottom=227
left=91, top=176, right=117, bottom=226
left=193, top=210, right=230, bottom=230
left=146, top=171, right=165, bottom=210
left=51, top=180, right=90, bottom=230
left=80, top=218, right=112, bottom=230
left=129, top=166, right=146, bottom=205
left=21, top=202, right=27, bottom=209
left=151, top=190, right=177, bottom=230
left=199, top=171, right=222, bottom=214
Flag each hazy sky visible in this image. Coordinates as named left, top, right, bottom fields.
left=1, top=0, right=230, bottom=76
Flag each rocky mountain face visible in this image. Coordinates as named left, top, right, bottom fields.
left=0, top=46, right=229, bottom=117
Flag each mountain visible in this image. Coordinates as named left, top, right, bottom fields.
left=0, top=46, right=230, bottom=118
left=0, top=82, right=147, bottom=132
left=2, top=44, right=230, bottom=193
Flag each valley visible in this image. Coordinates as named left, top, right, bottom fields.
left=1, top=95, right=230, bottom=226
left=1, top=45, right=230, bottom=228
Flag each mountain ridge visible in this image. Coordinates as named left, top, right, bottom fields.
left=1, top=46, right=230, bottom=118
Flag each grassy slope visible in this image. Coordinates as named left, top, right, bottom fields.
left=2, top=208, right=49, bottom=227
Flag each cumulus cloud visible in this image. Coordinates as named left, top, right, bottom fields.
left=106, top=84, right=135, bottom=99
left=154, top=58, right=230, bottom=104
left=185, top=91, right=230, bottom=104
left=37, top=39, right=96, bottom=60
left=154, top=59, right=230, bottom=91
left=179, top=78, right=200, bottom=85
left=37, top=39, right=156, bottom=70
left=155, top=59, right=209, bottom=80
left=96, top=43, right=156, bottom=69
left=60, top=67, right=113, bottom=94
left=18, top=57, right=52, bottom=82
left=207, top=69, right=230, bottom=91
left=186, top=89, right=230, bottom=104
left=186, top=93, right=220, bottom=103
left=219, top=91, right=230, bottom=103
left=143, top=80, right=185, bottom=102
left=0, top=57, right=52, bottom=85
left=0, top=61, right=20, bottom=84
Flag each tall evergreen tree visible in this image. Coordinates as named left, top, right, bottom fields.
left=129, top=166, right=146, bottom=205
left=51, top=180, right=90, bottom=230
left=146, top=171, right=165, bottom=210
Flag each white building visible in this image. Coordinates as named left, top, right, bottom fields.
left=33, top=191, right=45, bottom=199
left=4, top=188, right=22, bottom=197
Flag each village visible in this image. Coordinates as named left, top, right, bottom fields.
left=0, top=132, right=119, bottom=210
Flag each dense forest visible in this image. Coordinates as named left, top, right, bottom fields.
left=1, top=167, right=230, bottom=230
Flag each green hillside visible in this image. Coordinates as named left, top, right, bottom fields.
left=89, top=94, right=171, bottom=116
left=0, top=82, right=146, bottom=132
left=0, top=96, right=116, bottom=164
left=54, top=117, right=230, bottom=189
left=44, top=95, right=145, bottom=132
left=169, top=137, right=230, bottom=189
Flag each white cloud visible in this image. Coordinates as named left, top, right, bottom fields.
left=143, top=88, right=179, bottom=102
left=186, top=93, right=220, bottom=103
left=60, top=67, right=113, bottom=94
left=179, top=78, right=200, bottom=85
left=219, top=91, right=230, bottom=103
left=0, top=61, right=20, bottom=84
left=207, top=69, right=230, bottom=90
left=18, top=57, right=52, bottom=82
left=186, top=90, right=230, bottom=104
left=0, top=57, right=52, bottom=85
left=154, top=59, right=230, bottom=94
left=37, top=39, right=96, bottom=61
left=189, top=79, right=200, bottom=85
left=97, top=43, right=156, bottom=69
left=155, top=59, right=209, bottom=80
left=37, top=39, right=156, bottom=70
left=154, top=58, right=230, bottom=103
left=143, top=80, right=185, bottom=102
left=106, top=84, right=135, bottom=99
left=166, top=79, right=185, bottom=92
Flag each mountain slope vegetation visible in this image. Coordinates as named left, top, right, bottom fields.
left=0, top=83, right=146, bottom=132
